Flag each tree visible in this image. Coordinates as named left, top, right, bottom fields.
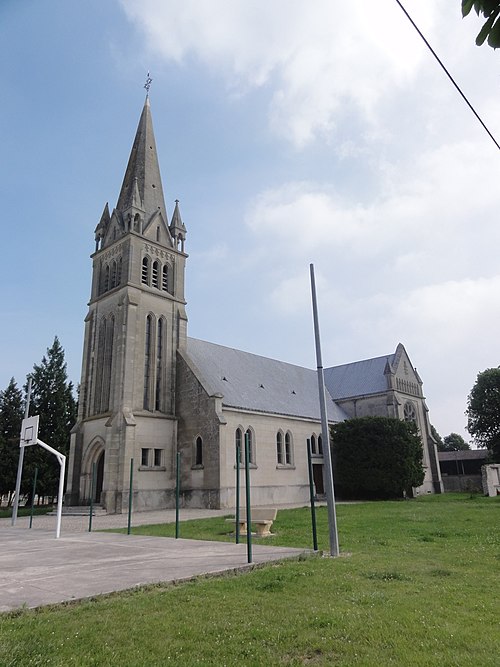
left=467, top=367, right=500, bottom=461
left=462, top=1, right=500, bottom=49
left=331, top=416, right=425, bottom=500
left=441, top=432, right=470, bottom=452
left=24, top=337, right=77, bottom=498
left=0, top=378, right=24, bottom=503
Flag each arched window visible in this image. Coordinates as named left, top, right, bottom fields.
left=104, top=264, right=110, bottom=292
left=276, top=431, right=284, bottom=464
left=152, top=261, right=159, bottom=289
left=94, top=318, right=106, bottom=414
left=116, top=257, right=122, bottom=286
left=102, top=316, right=114, bottom=411
left=162, top=265, right=169, bottom=292
left=195, top=436, right=203, bottom=466
left=404, top=402, right=417, bottom=423
left=143, top=315, right=153, bottom=409
left=318, top=434, right=323, bottom=455
left=141, top=257, right=150, bottom=285
left=235, top=428, right=243, bottom=458
left=110, top=260, right=117, bottom=289
left=311, top=434, right=317, bottom=455
left=155, top=318, right=164, bottom=411
left=245, top=428, right=255, bottom=464
left=285, top=431, right=293, bottom=465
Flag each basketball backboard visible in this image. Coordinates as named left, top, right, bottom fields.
left=20, top=415, right=39, bottom=446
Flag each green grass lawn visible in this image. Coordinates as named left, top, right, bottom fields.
left=0, top=506, right=53, bottom=519
left=1, top=494, right=499, bottom=666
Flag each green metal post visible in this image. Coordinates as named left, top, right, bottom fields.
left=29, top=467, right=38, bottom=529
left=88, top=462, right=96, bottom=532
left=175, top=451, right=180, bottom=539
left=235, top=442, right=240, bottom=544
left=244, top=432, right=252, bottom=564
left=307, top=439, right=318, bottom=551
left=127, top=458, right=134, bottom=535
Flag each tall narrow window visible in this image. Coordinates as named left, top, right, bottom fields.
left=318, top=435, right=323, bottom=455
left=162, top=265, right=169, bottom=292
left=276, top=431, right=283, bottom=464
left=245, top=428, right=255, bottom=464
left=155, top=318, right=163, bottom=411
left=141, top=257, right=149, bottom=285
left=152, top=261, right=159, bottom=289
left=235, top=428, right=242, bottom=459
left=101, top=316, right=114, bottom=411
left=195, top=436, right=203, bottom=466
left=143, top=315, right=152, bottom=409
left=103, top=265, right=110, bottom=292
left=285, top=432, right=292, bottom=465
left=94, top=319, right=106, bottom=414
left=116, top=257, right=122, bottom=286
left=110, top=261, right=117, bottom=289
left=154, top=448, right=163, bottom=467
left=311, top=434, right=317, bottom=455
left=141, top=448, right=150, bottom=467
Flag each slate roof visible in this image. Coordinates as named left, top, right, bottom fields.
left=185, top=338, right=348, bottom=422
left=324, top=354, right=395, bottom=400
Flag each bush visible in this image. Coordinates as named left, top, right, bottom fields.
left=331, top=416, right=425, bottom=499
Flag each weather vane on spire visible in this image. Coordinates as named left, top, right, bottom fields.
left=144, top=72, right=153, bottom=94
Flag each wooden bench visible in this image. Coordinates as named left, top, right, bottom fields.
left=228, top=508, right=278, bottom=537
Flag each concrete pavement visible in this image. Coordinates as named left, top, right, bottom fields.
left=0, top=510, right=312, bottom=613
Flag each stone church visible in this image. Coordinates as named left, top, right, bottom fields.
left=65, top=97, right=443, bottom=513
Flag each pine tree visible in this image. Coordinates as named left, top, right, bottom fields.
left=24, top=337, right=77, bottom=498
left=0, top=378, right=24, bottom=503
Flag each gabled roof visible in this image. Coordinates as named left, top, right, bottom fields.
left=324, top=353, right=395, bottom=400
left=116, top=96, right=168, bottom=224
left=185, top=338, right=348, bottom=422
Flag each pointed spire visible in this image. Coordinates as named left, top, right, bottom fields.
left=116, top=97, right=168, bottom=225
left=169, top=199, right=187, bottom=251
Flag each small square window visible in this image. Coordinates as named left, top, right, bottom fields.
left=141, top=448, right=150, bottom=467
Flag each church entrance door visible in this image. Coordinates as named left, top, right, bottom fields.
left=95, top=451, right=105, bottom=504
left=313, top=463, right=325, bottom=496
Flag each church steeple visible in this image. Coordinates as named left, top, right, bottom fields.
left=116, top=96, right=168, bottom=228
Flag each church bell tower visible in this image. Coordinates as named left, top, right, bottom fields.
left=66, top=96, right=188, bottom=513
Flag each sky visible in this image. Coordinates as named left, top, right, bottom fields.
left=1, top=0, right=499, bottom=443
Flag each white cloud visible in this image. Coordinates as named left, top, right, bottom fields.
left=119, top=0, right=444, bottom=147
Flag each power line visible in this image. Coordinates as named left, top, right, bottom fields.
left=394, top=0, right=500, bottom=151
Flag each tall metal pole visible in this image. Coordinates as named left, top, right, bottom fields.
left=175, top=451, right=180, bottom=539
left=89, top=462, right=96, bottom=532
left=55, top=453, right=65, bottom=539
left=12, top=376, right=32, bottom=526
left=235, top=442, right=241, bottom=544
left=310, top=263, right=339, bottom=557
left=29, top=467, right=38, bottom=530
left=127, top=458, right=134, bottom=535
left=244, top=432, right=252, bottom=564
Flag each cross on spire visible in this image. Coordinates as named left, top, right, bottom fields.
left=144, top=72, right=153, bottom=94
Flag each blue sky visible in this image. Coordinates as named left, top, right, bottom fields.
left=1, top=0, right=499, bottom=442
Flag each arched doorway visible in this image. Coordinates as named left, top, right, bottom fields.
left=95, top=450, right=105, bottom=504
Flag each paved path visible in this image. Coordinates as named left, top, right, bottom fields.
left=0, top=506, right=232, bottom=534
left=0, top=509, right=312, bottom=613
